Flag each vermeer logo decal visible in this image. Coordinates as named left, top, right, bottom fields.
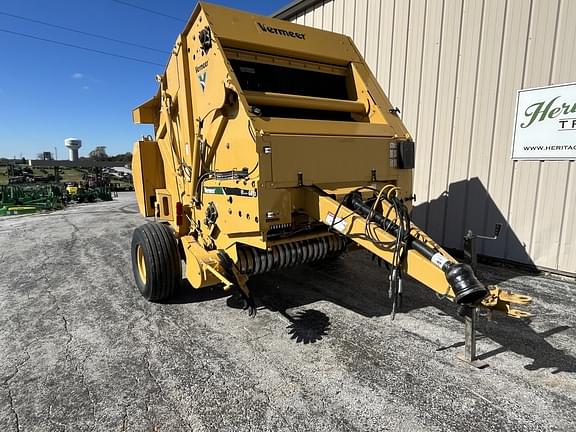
left=256, top=22, right=305, bottom=40
left=195, top=61, right=208, bottom=73
left=196, top=61, right=208, bottom=92
left=197, top=71, right=207, bottom=92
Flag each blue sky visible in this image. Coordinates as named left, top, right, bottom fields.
left=0, top=0, right=289, bottom=159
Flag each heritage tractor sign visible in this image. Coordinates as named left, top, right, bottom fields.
left=512, top=82, right=576, bottom=160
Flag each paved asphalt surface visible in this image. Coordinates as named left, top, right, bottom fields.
left=1, top=193, right=575, bottom=431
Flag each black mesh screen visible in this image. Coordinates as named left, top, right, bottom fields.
left=229, top=59, right=354, bottom=121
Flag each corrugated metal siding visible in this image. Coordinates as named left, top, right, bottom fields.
left=286, top=0, right=575, bottom=274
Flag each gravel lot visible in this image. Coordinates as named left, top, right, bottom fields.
left=1, top=192, right=575, bottom=431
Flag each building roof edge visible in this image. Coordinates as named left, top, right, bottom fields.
left=272, top=0, right=325, bottom=20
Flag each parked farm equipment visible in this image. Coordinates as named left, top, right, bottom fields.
left=0, top=184, right=65, bottom=216
left=129, top=0, right=531, bottom=354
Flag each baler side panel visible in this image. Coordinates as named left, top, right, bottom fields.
left=132, top=140, right=166, bottom=217
left=269, top=135, right=396, bottom=187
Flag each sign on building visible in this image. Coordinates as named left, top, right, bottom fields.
left=512, top=82, right=576, bottom=160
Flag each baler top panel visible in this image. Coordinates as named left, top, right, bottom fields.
left=190, top=2, right=361, bottom=66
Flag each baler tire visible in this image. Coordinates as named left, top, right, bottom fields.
left=131, top=222, right=181, bottom=302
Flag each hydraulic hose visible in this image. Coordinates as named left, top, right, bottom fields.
left=345, top=193, right=489, bottom=305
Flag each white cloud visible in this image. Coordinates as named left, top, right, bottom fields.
left=72, top=73, right=84, bottom=79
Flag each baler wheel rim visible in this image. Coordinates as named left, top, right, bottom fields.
left=136, top=244, right=147, bottom=283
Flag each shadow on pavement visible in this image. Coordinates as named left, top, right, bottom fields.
left=284, top=309, right=330, bottom=344
left=477, top=321, right=575, bottom=374
left=248, top=255, right=576, bottom=373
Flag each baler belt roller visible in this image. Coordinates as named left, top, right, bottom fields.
left=244, top=91, right=366, bottom=114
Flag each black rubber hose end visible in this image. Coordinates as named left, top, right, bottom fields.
left=444, top=262, right=489, bottom=305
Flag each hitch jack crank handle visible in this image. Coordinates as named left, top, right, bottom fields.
left=346, top=193, right=489, bottom=305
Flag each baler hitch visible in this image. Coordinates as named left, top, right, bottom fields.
left=345, top=192, right=489, bottom=306
left=303, top=186, right=530, bottom=320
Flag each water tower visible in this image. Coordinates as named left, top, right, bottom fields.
left=64, top=138, right=82, bottom=162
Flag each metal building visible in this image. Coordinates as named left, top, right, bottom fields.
left=275, top=0, right=575, bottom=275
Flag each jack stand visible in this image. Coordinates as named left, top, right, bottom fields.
left=456, top=224, right=502, bottom=367
left=456, top=307, right=488, bottom=368
left=463, top=223, right=502, bottom=273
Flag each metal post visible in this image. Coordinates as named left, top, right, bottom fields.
left=456, top=308, right=488, bottom=368
left=464, top=310, right=477, bottom=360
